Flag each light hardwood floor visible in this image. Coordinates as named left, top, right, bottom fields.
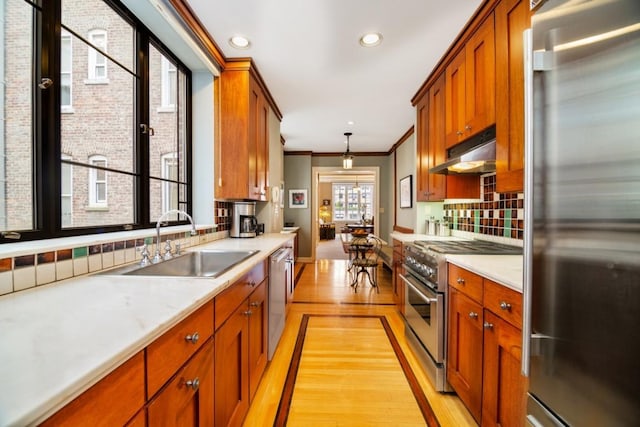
left=243, top=260, right=476, bottom=427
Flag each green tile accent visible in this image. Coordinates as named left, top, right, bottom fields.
left=453, top=210, right=458, bottom=229
left=144, top=236, right=154, bottom=245
left=73, top=247, right=88, bottom=258
left=504, top=209, right=512, bottom=237
left=474, top=210, right=480, bottom=233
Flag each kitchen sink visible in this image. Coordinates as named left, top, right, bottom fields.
left=98, top=249, right=259, bottom=278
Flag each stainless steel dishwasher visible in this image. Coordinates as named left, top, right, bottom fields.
left=268, top=247, right=292, bottom=360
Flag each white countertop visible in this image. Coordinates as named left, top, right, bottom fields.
left=0, top=233, right=293, bottom=427
left=446, top=254, right=523, bottom=292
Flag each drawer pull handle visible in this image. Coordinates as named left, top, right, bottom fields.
left=500, top=301, right=512, bottom=311
left=469, top=312, right=479, bottom=319
left=483, top=322, right=494, bottom=330
left=243, top=310, right=253, bottom=316
left=185, top=333, right=199, bottom=344
left=456, top=277, right=465, bottom=285
left=250, top=301, right=260, bottom=308
left=185, top=378, right=200, bottom=391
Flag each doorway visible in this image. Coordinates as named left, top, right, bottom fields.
left=312, top=166, right=380, bottom=260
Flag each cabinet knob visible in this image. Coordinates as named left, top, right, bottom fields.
left=465, top=125, right=472, bottom=131
left=483, top=322, right=494, bottom=330
left=243, top=310, right=253, bottom=316
left=184, top=332, right=199, bottom=344
left=250, top=301, right=260, bottom=308
left=185, top=378, right=200, bottom=391
left=456, top=277, right=465, bottom=285
left=456, top=130, right=463, bottom=136
left=468, top=312, right=479, bottom=319
left=499, top=301, right=512, bottom=311
left=248, top=281, right=256, bottom=287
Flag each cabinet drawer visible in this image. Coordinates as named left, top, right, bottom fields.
left=41, top=352, right=145, bottom=427
left=147, top=301, right=214, bottom=398
left=215, top=260, right=267, bottom=330
left=448, top=264, right=483, bottom=304
left=484, top=279, right=522, bottom=329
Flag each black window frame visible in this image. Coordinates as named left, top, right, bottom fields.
left=1, top=0, right=193, bottom=243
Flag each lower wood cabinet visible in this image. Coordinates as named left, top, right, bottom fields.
left=448, top=287, right=484, bottom=420
left=214, top=262, right=268, bottom=427
left=42, top=260, right=272, bottom=427
left=447, top=263, right=526, bottom=426
left=147, top=339, right=214, bottom=426
left=392, top=239, right=405, bottom=313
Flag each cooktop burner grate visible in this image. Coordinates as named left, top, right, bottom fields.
left=413, top=239, right=523, bottom=255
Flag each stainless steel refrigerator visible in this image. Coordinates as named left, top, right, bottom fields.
left=523, top=0, right=640, bottom=425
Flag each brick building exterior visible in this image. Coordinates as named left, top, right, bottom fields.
left=2, top=0, right=185, bottom=231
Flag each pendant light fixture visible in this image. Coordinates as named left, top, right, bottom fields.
left=353, top=175, right=361, bottom=192
left=342, top=132, right=353, bottom=169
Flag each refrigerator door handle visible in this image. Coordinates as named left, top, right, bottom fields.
left=522, top=27, right=534, bottom=378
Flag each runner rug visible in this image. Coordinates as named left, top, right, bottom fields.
left=274, top=314, right=439, bottom=426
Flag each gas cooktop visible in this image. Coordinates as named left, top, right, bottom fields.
left=413, top=239, right=523, bottom=255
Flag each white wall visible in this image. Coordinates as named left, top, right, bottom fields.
left=191, top=72, right=214, bottom=225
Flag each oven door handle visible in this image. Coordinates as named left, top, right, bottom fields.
left=400, top=274, right=438, bottom=304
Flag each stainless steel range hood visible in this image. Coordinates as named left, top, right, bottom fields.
left=430, top=126, right=496, bottom=175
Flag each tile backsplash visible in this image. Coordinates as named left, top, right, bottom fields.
left=444, top=174, right=524, bottom=240
left=0, top=227, right=221, bottom=297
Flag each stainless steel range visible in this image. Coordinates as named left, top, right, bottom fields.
left=400, top=239, right=522, bottom=392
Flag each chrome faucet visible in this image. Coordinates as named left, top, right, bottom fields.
left=153, top=209, right=197, bottom=264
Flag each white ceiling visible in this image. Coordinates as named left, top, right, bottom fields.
left=186, top=0, right=482, bottom=154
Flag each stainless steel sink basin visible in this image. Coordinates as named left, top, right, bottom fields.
left=99, top=250, right=259, bottom=278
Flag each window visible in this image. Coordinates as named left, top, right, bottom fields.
left=332, top=183, right=374, bottom=222
left=87, top=29, right=107, bottom=82
left=0, top=0, right=192, bottom=241
left=161, top=56, right=177, bottom=110
left=60, top=30, right=72, bottom=110
left=88, top=156, right=107, bottom=207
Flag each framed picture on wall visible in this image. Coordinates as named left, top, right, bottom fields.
left=400, top=175, right=412, bottom=208
left=289, top=189, right=308, bottom=209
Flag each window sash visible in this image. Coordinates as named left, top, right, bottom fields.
left=88, top=30, right=107, bottom=80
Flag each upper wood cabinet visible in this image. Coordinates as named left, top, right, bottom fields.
left=217, top=60, right=270, bottom=201
left=446, top=13, right=496, bottom=148
left=495, top=0, right=531, bottom=192
left=416, top=74, right=447, bottom=202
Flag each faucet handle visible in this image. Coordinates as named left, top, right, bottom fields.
left=163, top=239, right=173, bottom=260
left=138, top=244, right=151, bottom=266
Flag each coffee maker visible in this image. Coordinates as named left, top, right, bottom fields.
left=231, top=201, right=258, bottom=238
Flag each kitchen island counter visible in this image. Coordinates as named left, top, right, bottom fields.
left=0, top=233, right=293, bottom=426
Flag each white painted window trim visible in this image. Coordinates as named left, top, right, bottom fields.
left=86, top=29, right=109, bottom=84
left=60, top=30, right=74, bottom=113
left=61, top=154, right=73, bottom=227
left=161, top=152, right=178, bottom=213
left=88, top=155, right=108, bottom=208
left=159, top=56, right=177, bottom=112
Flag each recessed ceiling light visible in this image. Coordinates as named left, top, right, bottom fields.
left=359, top=32, right=383, bottom=47
left=347, top=121, right=355, bottom=126
left=229, top=35, right=250, bottom=49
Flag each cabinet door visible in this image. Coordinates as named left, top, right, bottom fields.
left=465, top=13, right=496, bottom=135
left=148, top=340, right=214, bottom=427
left=427, top=73, right=447, bottom=201
left=445, top=50, right=467, bottom=148
left=415, top=93, right=431, bottom=202
left=215, top=303, right=250, bottom=427
left=248, top=279, right=268, bottom=399
left=248, top=78, right=269, bottom=201
left=495, top=0, right=530, bottom=192
left=482, top=311, right=527, bottom=427
left=447, top=287, right=483, bottom=423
